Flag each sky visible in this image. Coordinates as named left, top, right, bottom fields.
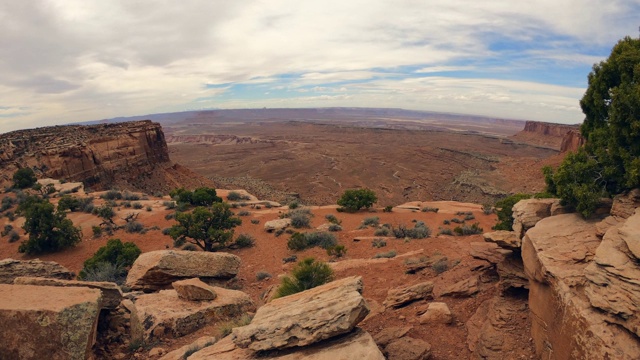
left=1, top=1, right=639, bottom=133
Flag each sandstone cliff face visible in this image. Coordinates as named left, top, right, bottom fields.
left=559, top=129, right=585, bottom=153
left=511, top=120, right=581, bottom=150
left=0, top=121, right=212, bottom=192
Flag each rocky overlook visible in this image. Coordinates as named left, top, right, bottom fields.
left=0, top=121, right=212, bottom=192
left=511, top=120, right=583, bottom=151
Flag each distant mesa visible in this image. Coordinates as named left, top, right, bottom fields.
left=511, top=120, right=584, bottom=152
left=0, top=120, right=212, bottom=193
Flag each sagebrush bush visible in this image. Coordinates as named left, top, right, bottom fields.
left=421, top=206, right=439, bottom=213
left=7, top=230, right=19, bottom=243
left=383, top=205, right=393, bottom=212
left=163, top=201, right=176, bottom=209
left=374, top=227, right=390, bottom=236
left=362, top=216, right=379, bottom=227
left=237, top=210, right=250, bottom=216
left=432, top=258, right=449, bottom=274
left=251, top=219, right=260, bottom=224
left=256, top=271, right=272, bottom=281
left=392, top=223, right=431, bottom=239
left=124, top=221, right=144, bottom=233
left=453, top=222, right=483, bottom=235
left=328, top=224, right=342, bottom=232
left=227, top=191, right=250, bottom=201
left=372, top=238, right=387, bottom=248
left=287, top=231, right=337, bottom=251
left=79, top=239, right=141, bottom=282
left=274, top=258, right=334, bottom=298
left=123, top=192, right=141, bottom=201
left=374, top=250, right=396, bottom=258
left=464, top=214, right=475, bottom=220
left=438, top=227, right=453, bottom=236
left=326, top=245, right=347, bottom=258
left=325, top=214, right=341, bottom=224
left=132, top=202, right=143, bottom=209
left=450, top=218, right=464, bottom=224
left=101, top=190, right=123, bottom=200
left=82, top=262, right=127, bottom=284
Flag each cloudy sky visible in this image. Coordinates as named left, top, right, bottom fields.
left=1, top=1, right=639, bottom=133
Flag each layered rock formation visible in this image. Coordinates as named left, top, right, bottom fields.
left=0, top=120, right=212, bottom=193
left=0, top=258, right=75, bottom=284
left=511, top=120, right=581, bottom=150
left=559, top=129, right=585, bottom=153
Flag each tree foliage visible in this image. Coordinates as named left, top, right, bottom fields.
left=13, top=168, right=37, bottom=189
left=170, top=187, right=222, bottom=207
left=337, top=188, right=377, bottom=212
left=17, top=196, right=81, bottom=255
left=78, top=238, right=141, bottom=280
left=169, top=203, right=242, bottom=251
left=492, top=193, right=531, bottom=230
left=545, top=36, right=640, bottom=217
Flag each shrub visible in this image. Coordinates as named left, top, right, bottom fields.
left=237, top=210, right=250, bottom=217
left=13, top=168, right=37, bottom=189
left=328, top=224, right=342, bottom=232
left=1, top=224, right=13, bottom=237
left=287, top=231, right=337, bottom=251
left=5, top=211, right=14, bottom=221
left=81, top=262, right=127, bottom=284
left=326, top=245, right=347, bottom=258
left=288, top=209, right=312, bottom=228
left=337, top=188, right=377, bottom=212
left=227, top=191, right=250, bottom=201
left=482, top=203, right=493, bottom=215
left=374, top=250, right=397, bottom=259
left=162, top=227, right=172, bottom=235
left=132, top=202, right=143, bottom=209
left=453, top=222, right=484, bottom=235
left=288, top=200, right=300, bottom=209
left=123, top=192, right=141, bottom=201
left=256, top=271, right=272, bottom=281
left=78, top=239, right=141, bottom=281
left=0, top=196, right=15, bottom=212
left=493, top=194, right=531, bottom=230
left=164, top=213, right=175, bottom=220
left=169, top=203, right=242, bottom=252
left=374, top=227, right=390, bottom=236
left=7, top=230, right=20, bottom=243
left=393, top=223, right=431, bottom=239
left=146, top=206, right=152, bottom=212
left=432, top=258, right=449, bottom=274
left=101, top=190, right=123, bottom=200
left=124, top=221, right=144, bottom=233
left=362, top=216, right=379, bottom=227
left=372, top=238, right=387, bottom=248
left=274, top=258, right=334, bottom=298
left=421, top=206, right=439, bottom=213
left=251, top=219, right=260, bottom=224
left=234, top=234, right=256, bottom=248
left=218, top=314, right=253, bottom=337
left=383, top=205, right=393, bottom=212
left=92, top=226, right=102, bottom=237
left=163, top=201, right=177, bottom=209
left=443, top=219, right=450, bottom=225
left=182, top=243, right=198, bottom=251
left=464, top=214, right=475, bottom=220
left=324, top=214, right=341, bottom=224
left=438, top=227, right=454, bottom=236
left=450, top=218, right=464, bottom=224
left=122, top=201, right=132, bottom=208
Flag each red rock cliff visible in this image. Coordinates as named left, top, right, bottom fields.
left=0, top=121, right=212, bottom=192
left=511, top=121, right=581, bottom=150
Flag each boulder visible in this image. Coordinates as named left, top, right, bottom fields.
left=496, top=256, right=528, bottom=292
left=522, top=213, right=640, bottom=359
left=469, top=242, right=511, bottom=265
left=383, top=281, right=434, bottom=308
left=125, top=250, right=240, bottom=291
left=611, top=188, right=640, bottom=218
left=483, top=230, right=520, bottom=250
left=172, top=278, right=217, bottom=301
left=264, top=218, right=291, bottom=232
left=373, top=326, right=412, bottom=347
left=440, top=276, right=479, bottom=298
left=232, top=276, right=369, bottom=351
left=512, top=198, right=558, bottom=239
left=13, top=276, right=123, bottom=309
left=130, top=287, right=254, bottom=342
left=189, top=328, right=385, bottom=360
left=384, top=337, right=432, bottom=360
left=419, top=302, right=452, bottom=324
left=0, top=284, right=101, bottom=360
left=0, top=258, right=74, bottom=284
left=584, top=209, right=640, bottom=338
left=158, top=336, right=217, bottom=360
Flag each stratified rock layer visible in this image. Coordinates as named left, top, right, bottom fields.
left=172, top=278, right=217, bottom=301
left=383, top=281, right=434, bottom=308
left=13, top=276, right=122, bottom=309
left=126, top=250, right=240, bottom=291
left=0, top=258, right=74, bottom=284
left=0, top=284, right=101, bottom=360
left=522, top=213, right=640, bottom=359
left=232, top=276, right=369, bottom=351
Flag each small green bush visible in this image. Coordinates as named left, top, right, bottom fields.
left=237, top=210, right=250, bottom=216
left=124, top=221, right=144, bottom=233
left=464, top=214, right=475, bottom=220
left=438, top=227, right=454, bottom=236
left=1, top=224, right=13, bottom=237
left=163, top=201, right=176, bottom=209
left=288, top=209, right=312, bottom=228
left=374, top=227, right=390, bottom=236
left=101, top=190, right=123, bottom=200
left=7, top=230, right=20, bottom=243
left=450, top=218, right=464, bottom=224
left=146, top=206, right=152, bottom=212
left=374, top=250, right=397, bottom=259
left=274, top=258, right=334, bottom=298
left=493, top=194, right=531, bottom=230
left=392, top=223, right=431, bottom=239
left=337, top=188, right=377, bottom=212
left=432, top=258, right=449, bottom=274
left=383, top=205, right=393, bottom=212
left=132, top=202, right=143, bottom=209
left=13, top=168, right=37, bottom=189
left=453, top=222, right=484, bottom=235
left=482, top=203, right=493, bottom=215
left=234, top=234, right=256, bottom=248
left=0, top=196, right=16, bottom=212
left=288, top=200, right=300, bottom=209
left=79, top=239, right=141, bottom=282
left=421, top=206, right=439, bottom=213
left=82, top=262, right=127, bottom=284
left=250, top=219, right=260, bottom=224
left=325, top=214, right=341, bottom=224
left=287, top=231, right=337, bottom=251
left=162, top=227, right=171, bottom=235
left=328, top=224, right=342, bottom=232
left=182, top=243, right=198, bottom=251
left=326, top=245, right=347, bottom=258
left=227, top=191, right=250, bottom=201
left=165, top=213, right=175, bottom=220
left=92, top=226, right=102, bottom=238
left=123, top=192, right=141, bottom=201
left=443, top=219, right=450, bottom=225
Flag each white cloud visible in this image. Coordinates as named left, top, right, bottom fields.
left=0, top=0, right=638, bottom=132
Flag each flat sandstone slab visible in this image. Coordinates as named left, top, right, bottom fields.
left=0, top=284, right=101, bottom=360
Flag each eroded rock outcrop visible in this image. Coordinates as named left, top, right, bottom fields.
left=512, top=198, right=559, bottom=239
left=13, top=276, right=122, bottom=309
left=383, top=281, right=434, bottom=308
left=172, top=278, right=217, bottom=301
left=125, top=250, right=240, bottom=291
left=130, top=286, right=254, bottom=342
left=0, top=284, right=101, bottom=360
left=522, top=213, right=640, bottom=359
left=233, top=276, right=369, bottom=351
left=0, top=258, right=74, bottom=284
